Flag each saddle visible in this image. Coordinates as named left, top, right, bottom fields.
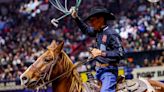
left=83, top=75, right=152, bottom=92
left=116, top=76, right=154, bottom=92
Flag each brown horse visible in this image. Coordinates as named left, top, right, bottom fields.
left=20, top=41, right=87, bottom=92
left=20, top=41, right=164, bottom=92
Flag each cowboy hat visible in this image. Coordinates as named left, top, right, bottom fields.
left=84, top=7, right=115, bottom=21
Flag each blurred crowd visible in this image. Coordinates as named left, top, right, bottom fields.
left=127, top=52, right=164, bottom=68
left=0, top=0, right=163, bottom=80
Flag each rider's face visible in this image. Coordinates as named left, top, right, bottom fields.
left=88, top=16, right=105, bottom=31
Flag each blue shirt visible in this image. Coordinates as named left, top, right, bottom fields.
left=74, top=17, right=125, bottom=64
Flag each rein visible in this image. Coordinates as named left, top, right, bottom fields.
left=30, top=52, right=60, bottom=91
left=32, top=52, right=92, bottom=92
left=31, top=50, right=91, bottom=92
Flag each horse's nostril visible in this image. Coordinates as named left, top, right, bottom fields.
left=22, top=76, right=28, bottom=81
left=21, top=76, right=29, bottom=85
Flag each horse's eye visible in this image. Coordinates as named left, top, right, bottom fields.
left=44, top=58, right=52, bottom=63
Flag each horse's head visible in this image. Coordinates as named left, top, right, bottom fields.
left=20, top=40, right=65, bottom=89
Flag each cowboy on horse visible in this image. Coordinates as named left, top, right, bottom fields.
left=71, top=7, right=125, bottom=92
left=19, top=0, right=164, bottom=91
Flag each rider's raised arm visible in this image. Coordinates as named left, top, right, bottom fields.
left=71, top=8, right=96, bottom=37
left=74, top=17, right=96, bottom=37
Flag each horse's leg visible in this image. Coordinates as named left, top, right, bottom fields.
left=148, top=79, right=164, bottom=92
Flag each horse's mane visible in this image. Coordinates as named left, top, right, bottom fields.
left=58, top=51, right=83, bottom=92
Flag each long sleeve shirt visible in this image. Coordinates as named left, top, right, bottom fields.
left=74, top=17, right=125, bottom=64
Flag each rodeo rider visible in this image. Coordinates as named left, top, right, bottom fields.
left=71, top=7, right=125, bottom=92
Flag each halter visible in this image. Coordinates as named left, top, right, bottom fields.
left=29, top=51, right=92, bottom=92
left=29, top=50, right=60, bottom=91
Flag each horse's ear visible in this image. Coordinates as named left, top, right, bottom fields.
left=47, top=40, right=57, bottom=50
left=55, top=41, right=64, bottom=53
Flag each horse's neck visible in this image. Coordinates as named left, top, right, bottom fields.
left=52, top=76, right=72, bottom=92
left=52, top=52, right=82, bottom=92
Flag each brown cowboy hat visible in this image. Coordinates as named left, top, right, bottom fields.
left=84, top=7, right=115, bottom=21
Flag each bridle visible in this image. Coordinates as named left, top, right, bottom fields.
left=29, top=50, right=92, bottom=92
left=28, top=51, right=75, bottom=91
left=29, top=51, right=63, bottom=91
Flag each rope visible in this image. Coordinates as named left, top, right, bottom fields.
left=76, top=0, right=81, bottom=8
left=50, top=0, right=82, bottom=27
left=49, top=0, right=66, bottom=13
left=73, top=56, right=92, bottom=69
left=55, top=0, right=66, bottom=12
left=65, top=0, right=68, bottom=11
